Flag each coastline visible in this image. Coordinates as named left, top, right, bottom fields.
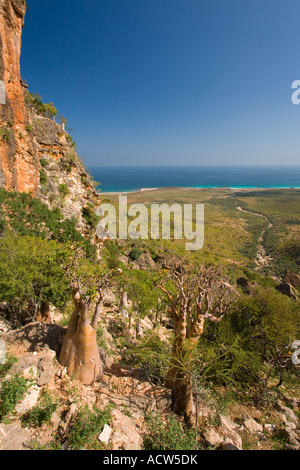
left=98, top=186, right=300, bottom=195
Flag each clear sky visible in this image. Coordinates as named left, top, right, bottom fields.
left=21, top=0, right=300, bottom=167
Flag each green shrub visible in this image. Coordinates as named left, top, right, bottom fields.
left=123, top=332, right=170, bottom=385
left=129, top=247, right=144, bottom=261
left=66, top=134, right=77, bottom=149
left=0, top=189, right=96, bottom=258
left=40, top=158, right=48, bottom=168
left=0, top=374, right=28, bottom=420
left=68, top=405, right=111, bottom=450
left=39, top=169, right=48, bottom=185
left=82, top=204, right=99, bottom=228
left=143, top=413, right=197, bottom=450
left=0, top=355, right=18, bottom=379
left=0, top=127, right=13, bottom=142
left=58, top=184, right=70, bottom=197
left=21, top=390, right=57, bottom=428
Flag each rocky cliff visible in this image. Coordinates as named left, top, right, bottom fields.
left=0, top=0, right=100, bottom=234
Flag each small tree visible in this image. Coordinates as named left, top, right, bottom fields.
left=119, top=269, right=159, bottom=336
left=158, top=262, right=237, bottom=424
left=43, top=102, right=58, bottom=121
left=0, top=233, right=69, bottom=322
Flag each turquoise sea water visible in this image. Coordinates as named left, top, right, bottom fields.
left=90, top=166, right=300, bottom=193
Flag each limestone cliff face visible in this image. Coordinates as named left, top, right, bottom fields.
left=0, top=0, right=39, bottom=194
left=0, top=0, right=100, bottom=234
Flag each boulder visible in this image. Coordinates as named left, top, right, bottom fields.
left=140, top=317, right=154, bottom=332
left=137, top=252, right=156, bottom=269
left=10, top=353, right=39, bottom=377
left=275, top=283, right=299, bottom=300
left=219, top=415, right=243, bottom=450
left=283, top=271, right=300, bottom=289
left=15, top=385, right=40, bottom=414
left=50, top=412, right=61, bottom=430
left=99, top=347, right=113, bottom=369
left=9, top=349, right=55, bottom=386
left=0, top=423, right=31, bottom=450
left=2, top=322, right=66, bottom=354
left=204, top=429, right=223, bottom=448
left=221, top=441, right=240, bottom=450
left=102, top=289, right=116, bottom=307
left=111, top=408, right=143, bottom=451
left=276, top=402, right=299, bottom=426
left=244, top=417, right=263, bottom=434
left=118, top=255, right=129, bottom=265
left=0, top=317, right=13, bottom=335
left=98, top=424, right=112, bottom=445
left=278, top=428, right=300, bottom=447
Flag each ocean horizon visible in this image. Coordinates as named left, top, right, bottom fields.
left=89, top=166, right=300, bottom=193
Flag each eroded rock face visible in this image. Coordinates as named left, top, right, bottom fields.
left=0, top=0, right=39, bottom=194
left=0, top=1, right=101, bottom=233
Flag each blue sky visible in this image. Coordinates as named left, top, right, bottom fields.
left=21, top=0, right=300, bottom=166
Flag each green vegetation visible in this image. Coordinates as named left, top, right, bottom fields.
left=0, top=189, right=96, bottom=257
left=40, top=158, right=48, bottom=168
left=68, top=406, right=112, bottom=450
left=25, top=92, right=58, bottom=121
left=144, top=413, right=197, bottom=450
left=21, top=390, right=58, bottom=428
left=66, top=133, right=77, bottom=149
left=0, top=127, right=13, bottom=142
left=0, top=233, right=70, bottom=315
left=129, top=247, right=144, bottom=261
left=123, top=332, right=170, bottom=385
left=82, top=203, right=99, bottom=228
left=0, top=355, right=17, bottom=379
left=0, top=374, right=28, bottom=420
left=58, top=183, right=70, bottom=197
left=39, top=168, right=48, bottom=185
left=0, top=186, right=299, bottom=450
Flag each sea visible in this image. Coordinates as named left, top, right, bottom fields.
left=89, top=166, right=300, bottom=193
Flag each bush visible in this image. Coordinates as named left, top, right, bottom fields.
left=0, top=355, right=17, bottom=379
left=0, top=374, right=28, bottom=420
left=21, top=390, right=57, bottom=428
left=0, top=189, right=96, bottom=258
left=68, top=405, right=112, bottom=450
left=82, top=204, right=99, bottom=228
left=40, top=158, right=48, bottom=168
left=129, top=247, right=144, bottom=261
left=0, top=127, right=13, bottom=142
left=197, top=286, right=300, bottom=388
left=123, top=332, right=170, bottom=385
left=66, top=134, right=77, bottom=149
left=143, top=413, right=197, bottom=450
left=58, top=184, right=70, bottom=197
left=39, top=169, right=48, bottom=185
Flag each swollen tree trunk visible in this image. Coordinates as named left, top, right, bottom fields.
left=165, top=309, right=198, bottom=425
left=59, top=289, right=103, bottom=385
left=36, top=302, right=51, bottom=324
left=165, top=302, right=206, bottom=425
left=119, top=291, right=128, bottom=317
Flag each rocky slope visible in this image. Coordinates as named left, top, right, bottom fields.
left=1, top=312, right=300, bottom=451
left=0, top=0, right=100, bottom=235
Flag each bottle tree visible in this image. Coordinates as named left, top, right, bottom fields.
left=158, top=262, right=237, bottom=424
left=59, top=246, right=118, bottom=385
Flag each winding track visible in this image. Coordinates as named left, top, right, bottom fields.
left=235, top=204, right=274, bottom=272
